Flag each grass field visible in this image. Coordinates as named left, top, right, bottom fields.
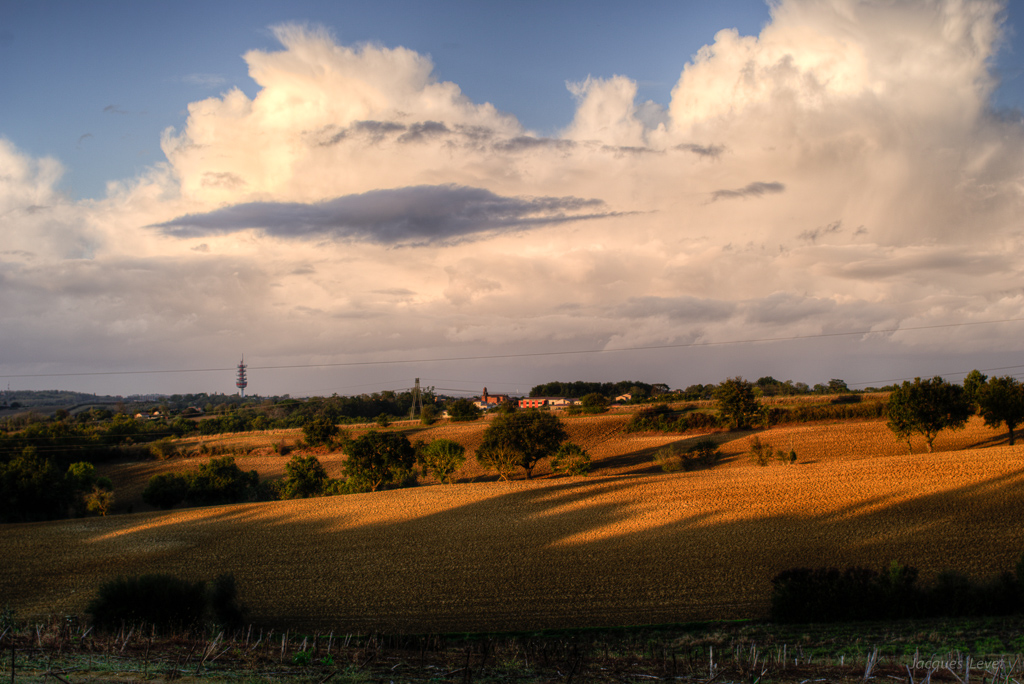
left=3, top=415, right=1024, bottom=633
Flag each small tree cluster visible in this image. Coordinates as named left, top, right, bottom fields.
left=142, top=456, right=259, bottom=509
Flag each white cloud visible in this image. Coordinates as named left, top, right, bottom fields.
left=5, top=2, right=1024, bottom=394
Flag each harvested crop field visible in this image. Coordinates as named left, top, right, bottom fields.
left=5, top=416, right=1024, bottom=633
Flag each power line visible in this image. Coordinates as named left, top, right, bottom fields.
left=3, top=316, right=1024, bottom=380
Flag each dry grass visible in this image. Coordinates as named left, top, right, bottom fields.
left=4, top=415, right=1024, bottom=633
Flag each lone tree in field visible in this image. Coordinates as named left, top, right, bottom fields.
left=343, top=430, right=416, bottom=491
left=715, top=377, right=761, bottom=430
left=977, top=376, right=1024, bottom=445
left=477, top=409, right=568, bottom=479
left=886, top=376, right=972, bottom=453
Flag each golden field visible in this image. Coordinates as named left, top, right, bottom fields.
left=2, top=415, right=1023, bottom=633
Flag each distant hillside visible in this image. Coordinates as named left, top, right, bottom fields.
left=1, top=389, right=122, bottom=408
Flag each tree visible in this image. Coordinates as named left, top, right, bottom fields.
left=579, top=393, right=609, bottom=413
left=343, top=430, right=416, bottom=491
left=417, top=438, right=466, bottom=484
left=302, top=416, right=340, bottom=448
left=0, top=447, right=71, bottom=522
left=447, top=399, right=481, bottom=422
left=886, top=377, right=972, bottom=453
left=143, top=472, right=190, bottom=510
left=281, top=454, right=329, bottom=498
left=476, top=410, right=568, bottom=479
left=977, top=376, right=1024, bottom=445
left=187, top=457, right=259, bottom=504
left=963, top=369, right=989, bottom=408
left=714, top=377, right=762, bottom=430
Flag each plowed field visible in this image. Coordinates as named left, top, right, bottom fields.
left=3, top=416, right=1024, bottom=633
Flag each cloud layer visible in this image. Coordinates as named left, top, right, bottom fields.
left=4, top=1, right=1024, bottom=395
left=153, top=184, right=613, bottom=244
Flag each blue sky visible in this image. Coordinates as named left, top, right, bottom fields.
left=3, top=0, right=1024, bottom=397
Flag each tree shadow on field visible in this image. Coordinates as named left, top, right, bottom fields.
left=7, top=463, right=1024, bottom=637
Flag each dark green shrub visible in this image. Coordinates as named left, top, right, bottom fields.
left=688, top=438, right=722, bottom=466
left=187, top=457, right=259, bottom=505
left=87, top=574, right=208, bottom=632
left=143, top=473, right=190, bottom=510
left=749, top=437, right=772, bottom=466
left=551, top=443, right=591, bottom=476
left=417, top=438, right=466, bottom=484
left=206, top=573, right=246, bottom=628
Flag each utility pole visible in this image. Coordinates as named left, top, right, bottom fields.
left=409, top=378, right=423, bottom=419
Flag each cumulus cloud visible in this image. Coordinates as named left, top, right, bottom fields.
left=6, top=2, right=1024, bottom=394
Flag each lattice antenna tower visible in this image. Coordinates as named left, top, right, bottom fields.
left=236, top=355, right=248, bottom=397
left=409, top=377, right=423, bottom=419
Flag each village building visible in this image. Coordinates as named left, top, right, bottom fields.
left=478, top=387, right=511, bottom=407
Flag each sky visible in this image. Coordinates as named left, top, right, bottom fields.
left=3, top=0, right=1024, bottom=398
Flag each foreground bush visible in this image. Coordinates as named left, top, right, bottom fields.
left=87, top=572, right=246, bottom=633
left=770, top=556, right=1024, bottom=623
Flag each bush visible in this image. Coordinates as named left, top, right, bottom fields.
left=87, top=574, right=208, bottom=632
left=143, top=472, right=190, bottom=510
left=417, top=438, right=466, bottom=484
left=688, top=438, right=722, bottom=466
left=187, top=457, right=259, bottom=505
left=653, top=443, right=687, bottom=472
left=749, top=437, right=772, bottom=466
left=654, top=439, right=722, bottom=472
left=206, top=572, right=246, bottom=628
left=551, top=443, right=591, bottom=476
left=87, top=572, right=246, bottom=632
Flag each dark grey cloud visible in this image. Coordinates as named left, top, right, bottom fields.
left=152, top=184, right=615, bottom=245
left=676, top=143, right=725, bottom=158
left=102, top=105, right=127, bottom=115
left=315, top=120, right=408, bottom=146
left=799, top=220, right=842, bottom=243
left=397, top=121, right=449, bottom=143
left=76, top=133, right=93, bottom=146
left=710, top=181, right=785, bottom=201
left=494, top=136, right=576, bottom=153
